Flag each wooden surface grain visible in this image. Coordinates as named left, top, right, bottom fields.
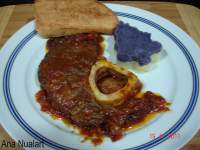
left=0, top=1, right=200, bottom=150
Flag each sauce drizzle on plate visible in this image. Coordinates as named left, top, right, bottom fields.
left=36, top=33, right=169, bottom=145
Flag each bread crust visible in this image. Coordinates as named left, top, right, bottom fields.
left=35, top=0, right=119, bottom=37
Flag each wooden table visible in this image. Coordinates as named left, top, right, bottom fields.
left=0, top=1, right=200, bottom=150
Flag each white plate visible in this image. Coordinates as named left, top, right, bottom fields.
left=0, top=4, right=200, bottom=150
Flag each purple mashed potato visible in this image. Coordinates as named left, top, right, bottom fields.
left=114, top=21, right=162, bottom=66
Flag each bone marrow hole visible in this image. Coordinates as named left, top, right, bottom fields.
left=95, top=67, right=128, bottom=94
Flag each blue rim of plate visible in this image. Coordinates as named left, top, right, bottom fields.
left=2, top=12, right=199, bottom=150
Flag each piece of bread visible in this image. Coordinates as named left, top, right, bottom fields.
left=35, top=0, right=119, bottom=37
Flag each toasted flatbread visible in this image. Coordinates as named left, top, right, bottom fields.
left=35, top=0, right=119, bottom=37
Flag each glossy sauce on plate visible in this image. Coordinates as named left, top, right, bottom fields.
left=36, top=33, right=169, bottom=144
